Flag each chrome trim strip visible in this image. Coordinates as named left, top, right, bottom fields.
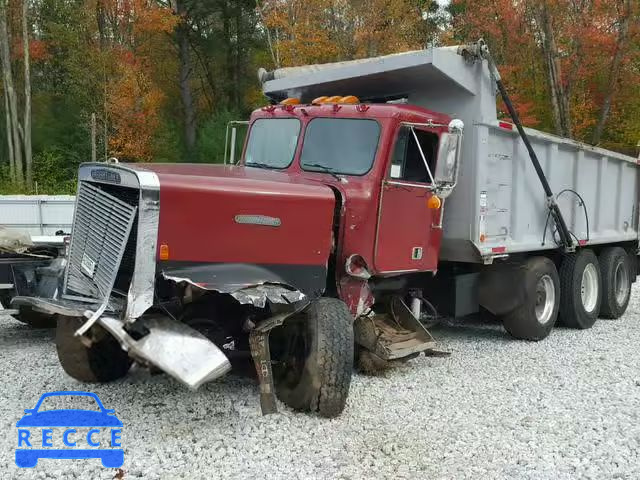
left=378, top=268, right=422, bottom=274
left=234, top=214, right=281, bottom=227
left=432, top=197, right=446, bottom=229
left=75, top=302, right=108, bottom=336
left=385, top=180, right=434, bottom=190
left=125, top=169, right=160, bottom=322
left=401, top=121, right=447, bottom=129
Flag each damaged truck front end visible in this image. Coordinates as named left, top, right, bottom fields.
left=14, top=162, right=344, bottom=415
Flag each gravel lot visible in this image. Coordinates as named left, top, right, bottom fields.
left=2, top=289, right=640, bottom=480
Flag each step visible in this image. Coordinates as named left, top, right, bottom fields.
left=0, top=283, right=14, bottom=290
left=385, top=337, right=438, bottom=360
left=373, top=316, right=418, bottom=343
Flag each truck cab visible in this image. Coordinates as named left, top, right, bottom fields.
left=240, top=100, right=462, bottom=312
left=13, top=97, right=459, bottom=419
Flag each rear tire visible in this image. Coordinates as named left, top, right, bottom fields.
left=273, top=298, right=354, bottom=418
left=502, top=256, right=560, bottom=341
left=56, top=316, right=132, bottom=383
left=599, top=247, right=632, bottom=319
left=559, top=249, right=602, bottom=329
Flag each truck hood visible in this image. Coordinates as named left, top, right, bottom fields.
left=129, top=163, right=336, bottom=298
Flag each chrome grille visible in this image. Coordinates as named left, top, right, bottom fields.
left=64, top=182, right=138, bottom=301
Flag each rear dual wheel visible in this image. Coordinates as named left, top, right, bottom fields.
left=598, top=247, right=632, bottom=319
left=503, top=248, right=632, bottom=341
left=558, top=247, right=634, bottom=325
left=559, top=249, right=602, bottom=329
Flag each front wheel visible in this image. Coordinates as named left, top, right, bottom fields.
left=272, top=298, right=354, bottom=418
left=501, top=256, right=560, bottom=341
left=14, top=306, right=57, bottom=329
left=56, top=316, right=132, bottom=383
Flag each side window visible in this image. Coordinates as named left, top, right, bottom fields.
left=390, top=127, right=439, bottom=183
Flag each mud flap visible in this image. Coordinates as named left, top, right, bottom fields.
left=248, top=300, right=310, bottom=415
left=249, top=329, right=278, bottom=415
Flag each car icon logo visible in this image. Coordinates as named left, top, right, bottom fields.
left=15, top=391, right=124, bottom=468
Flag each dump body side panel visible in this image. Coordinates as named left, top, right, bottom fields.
left=440, top=122, right=639, bottom=262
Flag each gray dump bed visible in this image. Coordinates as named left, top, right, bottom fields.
left=262, top=47, right=640, bottom=264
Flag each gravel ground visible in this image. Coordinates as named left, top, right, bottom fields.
left=1, top=289, right=640, bottom=480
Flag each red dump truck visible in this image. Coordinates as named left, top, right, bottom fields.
left=14, top=41, right=640, bottom=417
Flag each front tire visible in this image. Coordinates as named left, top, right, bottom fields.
left=559, top=249, right=602, bottom=329
left=502, top=256, right=560, bottom=341
left=56, top=316, right=132, bottom=383
left=599, top=247, right=632, bottom=319
left=273, top=298, right=354, bottom=418
left=14, top=306, right=57, bottom=329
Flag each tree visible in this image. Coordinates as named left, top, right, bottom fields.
left=261, top=0, right=445, bottom=67
left=85, top=0, right=178, bottom=161
left=0, top=0, right=23, bottom=185
left=447, top=0, right=640, bottom=150
left=22, top=0, right=31, bottom=186
left=175, top=0, right=196, bottom=153
left=592, top=0, right=634, bottom=145
left=532, top=0, right=572, bottom=137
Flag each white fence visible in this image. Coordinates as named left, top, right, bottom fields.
left=0, top=195, right=75, bottom=236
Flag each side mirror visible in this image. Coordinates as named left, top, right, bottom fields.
left=24, top=409, right=35, bottom=414
left=448, top=119, right=464, bottom=134
left=434, top=120, right=464, bottom=196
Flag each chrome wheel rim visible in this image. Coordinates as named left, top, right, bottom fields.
left=614, top=261, right=630, bottom=307
left=581, top=263, right=599, bottom=313
left=535, top=275, right=555, bottom=325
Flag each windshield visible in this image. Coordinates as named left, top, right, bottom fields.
left=300, top=118, right=380, bottom=175
left=244, top=118, right=301, bottom=168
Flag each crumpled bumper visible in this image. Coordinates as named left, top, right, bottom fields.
left=11, top=296, right=231, bottom=389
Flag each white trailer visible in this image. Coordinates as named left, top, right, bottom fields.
left=0, top=195, right=75, bottom=236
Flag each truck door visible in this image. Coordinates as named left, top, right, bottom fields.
left=375, top=126, right=442, bottom=273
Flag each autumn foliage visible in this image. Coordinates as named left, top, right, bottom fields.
left=262, top=0, right=639, bottom=154
left=0, top=0, right=639, bottom=193
left=98, top=0, right=178, bottom=161
left=447, top=0, right=640, bottom=152
left=261, top=0, right=442, bottom=66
